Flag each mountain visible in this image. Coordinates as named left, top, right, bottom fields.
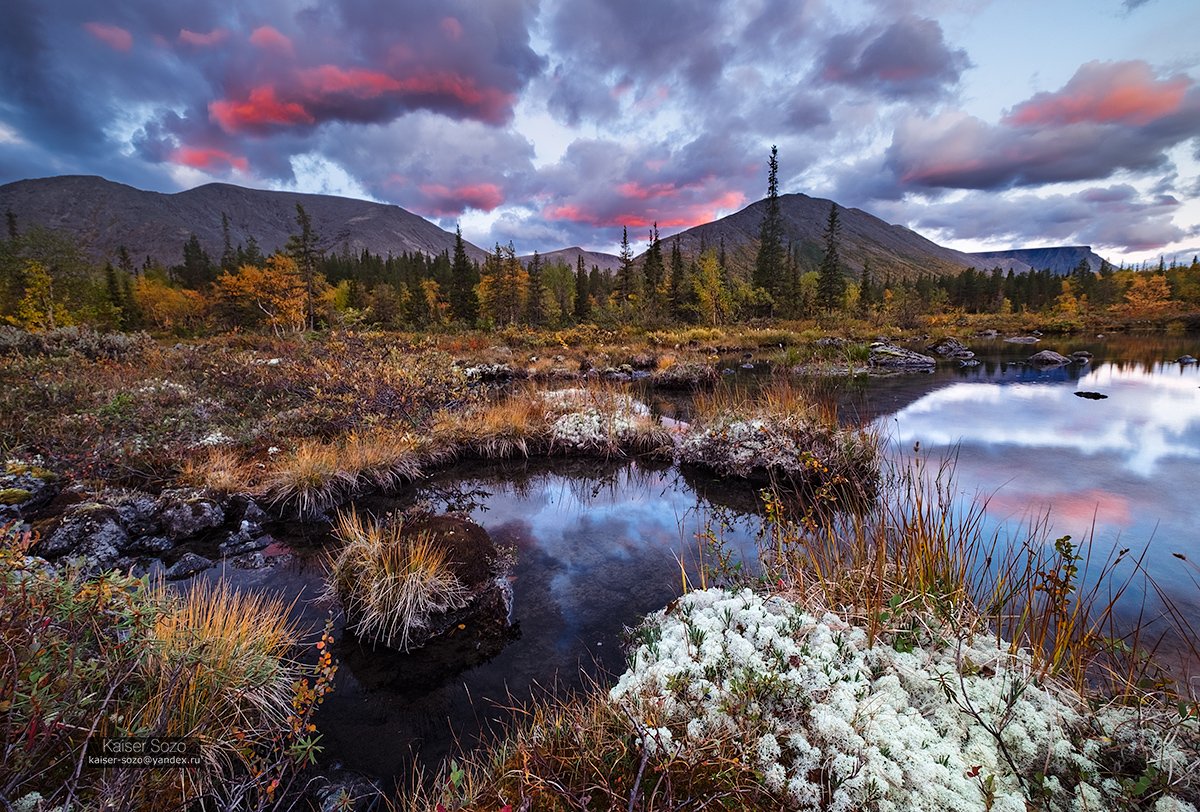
left=967, top=246, right=1107, bottom=276
left=0, top=175, right=489, bottom=266
left=657, top=193, right=987, bottom=280
left=518, top=246, right=623, bottom=272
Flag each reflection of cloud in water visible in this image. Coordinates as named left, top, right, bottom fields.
left=987, top=487, right=1133, bottom=528
left=888, top=365, right=1200, bottom=478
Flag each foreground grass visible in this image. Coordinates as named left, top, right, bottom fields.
left=405, top=456, right=1199, bottom=812
left=0, top=523, right=334, bottom=811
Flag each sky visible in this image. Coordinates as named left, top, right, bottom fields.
left=1, top=0, right=1198, bottom=263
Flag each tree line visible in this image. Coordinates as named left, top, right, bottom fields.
left=3, top=171, right=1199, bottom=335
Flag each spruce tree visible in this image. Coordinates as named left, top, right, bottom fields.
left=816, top=203, right=845, bottom=313
left=448, top=225, right=478, bottom=323
left=614, top=226, right=640, bottom=313
left=668, top=238, right=686, bottom=320
left=220, top=212, right=236, bottom=272
left=857, top=258, right=876, bottom=318
left=526, top=250, right=545, bottom=326
left=753, top=145, right=785, bottom=308
left=285, top=203, right=323, bottom=330
left=573, top=254, right=590, bottom=322
left=178, top=233, right=214, bottom=289
left=643, top=223, right=665, bottom=313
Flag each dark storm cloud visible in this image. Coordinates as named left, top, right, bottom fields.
left=0, top=0, right=542, bottom=189
left=817, top=16, right=970, bottom=99
left=881, top=184, right=1186, bottom=253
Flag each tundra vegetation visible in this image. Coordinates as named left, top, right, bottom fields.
left=0, top=194, right=1198, bottom=810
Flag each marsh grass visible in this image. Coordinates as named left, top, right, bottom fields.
left=133, top=580, right=302, bottom=787
left=433, top=391, right=550, bottom=459
left=264, top=427, right=433, bottom=517
left=326, top=507, right=472, bottom=651
left=178, top=446, right=256, bottom=494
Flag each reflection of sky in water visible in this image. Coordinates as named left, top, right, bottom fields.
left=881, top=357, right=1200, bottom=621
left=889, top=364, right=1200, bottom=478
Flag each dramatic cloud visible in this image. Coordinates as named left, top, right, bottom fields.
left=83, top=22, right=133, bottom=52
left=880, top=61, right=1200, bottom=192
left=0, top=0, right=1196, bottom=257
left=818, top=16, right=970, bottom=99
left=881, top=184, right=1187, bottom=252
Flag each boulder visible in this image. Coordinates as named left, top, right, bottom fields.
left=868, top=343, right=936, bottom=370
left=1028, top=350, right=1073, bottom=366
left=36, top=503, right=128, bottom=559
left=1178, top=355, right=1197, bottom=365
left=0, top=461, right=60, bottom=518
left=1071, top=350, right=1094, bottom=361
left=157, top=490, right=225, bottom=541
left=1004, top=335, right=1040, bottom=344
left=123, top=535, right=175, bottom=555
left=165, top=552, right=213, bottom=581
left=113, top=491, right=164, bottom=537
left=927, top=337, right=974, bottom=358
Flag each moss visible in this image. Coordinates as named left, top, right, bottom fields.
left=4, top=462, right=58, bottom=482
left=0, top=488, right=32, bottom=505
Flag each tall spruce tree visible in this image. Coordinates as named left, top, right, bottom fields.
left=448, top=225, right=478, bottom=323
left=643, top=223, right=665, bottom=313
left=753, top=145, right=785, bottom=308
left=285, top=203, right=322, bottom=330
left=526, top=250, right=545, bottom=326
left=857, top=258, right=876, bottom=318
left=573, top=254, right=590, bottom=322
left=668, top=238, right=687, bottom=320
left=614, top=226, right=640, bottom=312
left=816, top=203, right=845, bottom=313
left=220, top=212, right=236, bottom=272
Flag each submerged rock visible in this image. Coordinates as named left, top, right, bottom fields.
left=165, top=552, right=214, bottom=580
left=1004, top=335, right=1040, bottom=344
left=1074, top=391, right=1108, bottom=400
left=868, top=342, right=936, bottom=370
left=1028, top=350, right=1073, bottom=366
left=927, top=337, right=974, bottom=359
left=1178, top=355, right=1197, bottom=365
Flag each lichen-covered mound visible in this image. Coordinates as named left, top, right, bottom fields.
left=539, top=388, right=672, bottom=456
left=677, top=413, right=877, bottom=490
left=611, top=588, right=1198, bottom=812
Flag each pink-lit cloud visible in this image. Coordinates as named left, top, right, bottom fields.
left=248, top=25, right=293, bottom=55
left=83, top=22, right=132, bottom=52
left=178, top=28, right=228, bottom=47
left=418, top=182, right=504, bottom=215
left=170, top=145, right=248, bottom=172
left=1005, top=61, right=1191, bottom=127
left=440, top=16, right=463, bottom=41
left=209, top=86, right=314, bottom=133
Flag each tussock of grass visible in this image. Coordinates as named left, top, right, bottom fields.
left=178, top=446, right=256, bottom=494
left=264, top=427, right=433, bottom=516
left=326, top=507, right=472, bottom=651
left=135, top=580, right=302, bottom=784
left=434, top=394, right=550, bottom=459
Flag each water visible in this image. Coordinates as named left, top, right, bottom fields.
left=214, top=331, right=1199, bottom=784
left=209, top=457, right=764, bottom=783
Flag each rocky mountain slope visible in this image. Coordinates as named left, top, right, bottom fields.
left=0, top=175, right=489, bottom=266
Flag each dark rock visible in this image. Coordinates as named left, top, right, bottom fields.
left=219, top=523, right=271, bottom=557
left=960, top=359, right=981, bottom=367
left=122, top=535, right=174, bottom=555
left=1028, top=350, right=1073, bottom=366
left=1178, top=355, right=1197, bottom=365
left=36, top=502, right=128, bottom=559
left=112, top=491, right=162, bottom=537
left=0, top=461, right=60, bottom=517
left=165, top=552, right=213, bottom=581
left=229, top=551, right=268, bottom=569
left=311, top=769, right=384, bottom=812
left=157, top=490, right=224, bottom=541
left=868, top=343, right=937, bottom=370
left=927, top=337, right=973, bottom=358
left=1074, top=391, right=1108, bottom=400
left=1004, top=335, right=1041, bottom=344
left=1071, top=350, right=1094, bottom=361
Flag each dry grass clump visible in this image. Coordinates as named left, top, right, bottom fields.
left=326, top=507, right=471, bottom=651
left=264, top=427, right=434, bottom=517
left=178, top=446, right=257, bottom=494
left=133, top=580, right=302, bottom=785
left=433, top=393, right=551, bottom=459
